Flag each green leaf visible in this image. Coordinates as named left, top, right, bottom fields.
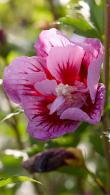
left=0, top=176, right=41, bottom=188
left=86, top=0, right=104, bottom=35
left=27, top=144, right=44, bottom=156
left=59, top=16, right=100, bottom=38
left=0, top=109, right=24, bottom=123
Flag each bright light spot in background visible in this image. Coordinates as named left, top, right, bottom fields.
left=65, top=178, right=75, bottom=190
left=53, top=0, right=70, bottom=6
left=5, top=149, right=28, bottom=160
left=78, top=142, right=90, bottom=158
left=0, top=0, right=10, bottom=3
left=95, top=0, right=101, bottom=5
left=67, top=0, right=90, bottom=23
left=0, top=79, right=3, bottom=85
left=8, top=33, right=31, bottom=50
left=79, top=1, right=90, bottom=21
left=86, top=162, right=96, bottom=173
left=16, top=182, right=36, bottom=195
left=0, top=161, right=3, bottom=170
left=60, top=0, right=70, bottom=5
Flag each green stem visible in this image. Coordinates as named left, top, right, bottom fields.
left=5, top=95, right=24, bottom=150
left=104, top=1, right=110, bottom=106
left=32, top=174, right=44, bottom=195
left=102, top=0, right=110, bottom=194
left=77, top=177, right=85, bottom=195
left=84, top=166, right=106, bottom=194
left=8, top=119, right=24, bottom=150
left=48, top=0, right=59, bottom=20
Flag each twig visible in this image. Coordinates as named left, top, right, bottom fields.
left=32, top=174, right=44, bottom=195
left=104, top=1, right=110, bottom=107
left=84, top=166, right=107, bottom=194
left=77, top=177, right=85, bottom=195
left=102, top=0, right=110, bottom=194
left=4, top=94, right=24, bottom=150
left=8, top=119, right=24, bottom=150
left=48, top=0, right=59, bottom=20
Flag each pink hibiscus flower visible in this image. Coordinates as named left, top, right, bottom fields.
left=3, top=28, right=105, bottom=140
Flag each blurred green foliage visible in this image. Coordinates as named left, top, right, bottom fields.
left=0, top=0, right=106, bottom=194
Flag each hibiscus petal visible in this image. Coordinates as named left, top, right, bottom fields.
left=71, top=34, right=86, bottom=44
left=34, top=28, right=72, bottom=57
left=84, top=38, right=103, bottom=57
left=87, top=54, right=103, bottom=103
left=21, top=95, right=80, bottom=140
left=87, top=83, right=105, bottom=123
left=35, top=79, right=57, bottom=96
left=49, top=96, right=65, bottom=114
left=3, top=56, right=46, bottom=104
left=60, top=107, right=91, bottom=122
left=61, top=84, right=105, bottom=124
left=47, top=45, right=85, bottom=85
left=71, top=34, right=103, bottom=57
left=27, top=120, right=80, bottom=141
left=71, top=34, right=104, bottom=102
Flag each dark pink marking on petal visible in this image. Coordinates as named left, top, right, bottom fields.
left=47, top=45, right=85, bottom=85
left=21, top=95, right=79, bottom=140
left=82, top=83, right=105, bottom=123
left=61, top=83, right=105, bottom=124
left=71, top=34, right=104, bottom=99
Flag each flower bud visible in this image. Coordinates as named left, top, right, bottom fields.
left=23, top=147, right=84, bottom=173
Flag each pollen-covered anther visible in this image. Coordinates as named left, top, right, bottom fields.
left=55, top=83, right=88, bottom=107
left=56, top=83, right=77, bottom=104
left=56, top=83, right=74, bottom=96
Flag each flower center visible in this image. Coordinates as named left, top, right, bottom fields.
left=56, top=83, right=75, bottom=103
left=56, top=82, right=88, bottom=108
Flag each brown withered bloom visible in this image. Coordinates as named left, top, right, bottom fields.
left=23, top=147, right=84, bottom=173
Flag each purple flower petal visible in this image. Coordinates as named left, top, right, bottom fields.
left=3, top=56, right=46, bottom=104
left=35, top=79, right=57, bottom=96
left=87, top=53, right=103, bottom=103
left=21, top=95, right=80, bottom=140
left=27, top=120, right=80, bottom=141
left=34, top=28, right=72, bottom=57
left=3, top=29, right=105, bottom=141
left=71, top=34, right=103, bottom=57
left=71, top=34, right=104, bottom=102
left=60, top=84, right=105, bottom=124
left=49, top=96, right=65, bottom=115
